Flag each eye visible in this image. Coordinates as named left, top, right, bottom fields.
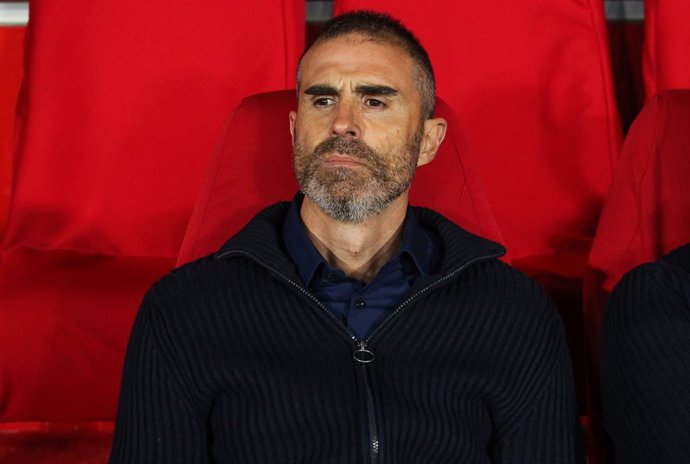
left=364, top=98, right=386, bottom=109
left=313, top=97, right=335, bottom=107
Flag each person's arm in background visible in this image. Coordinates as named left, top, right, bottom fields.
left=601, top=247, right=690, bottom=463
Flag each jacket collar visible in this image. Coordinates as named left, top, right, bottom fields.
left=282, top=193, right=435, bottom=287
left=215, top=200, right=506, bottom=280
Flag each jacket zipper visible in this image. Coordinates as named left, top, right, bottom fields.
left=358, top=341, right=379, bottom=464
left=216, top=248, right=503, bottom=463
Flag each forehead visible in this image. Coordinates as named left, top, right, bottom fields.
left=300, top=33, right=417, bottom=91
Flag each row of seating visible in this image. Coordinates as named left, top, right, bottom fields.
left=0, top=0, right=688, bottom=462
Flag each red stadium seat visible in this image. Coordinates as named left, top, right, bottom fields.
left=643, top=0, right=690, bottom=99
left=333, top=0, right=622, bottom=281
left=177, top=90, right=503, bottom=265
left=585, top=89, right=690, bottom=461
left=587, top=90, right=690, bottom=328
left=0, top=0, right=304, bottom=423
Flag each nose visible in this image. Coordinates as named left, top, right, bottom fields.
left=330, top=101, right=361, bottom=138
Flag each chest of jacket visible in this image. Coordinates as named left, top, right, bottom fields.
left=167, top=257, right=519, bottom=463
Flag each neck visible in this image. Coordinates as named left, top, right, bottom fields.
left=300, top=195, right=409, bottom=283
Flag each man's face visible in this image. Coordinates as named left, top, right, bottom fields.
left=290, top=34, right=426, bottom=223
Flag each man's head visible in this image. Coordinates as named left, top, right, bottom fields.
left=297, top=11, right=436, bottom=120
left=290, top=11, right=446, bottom=223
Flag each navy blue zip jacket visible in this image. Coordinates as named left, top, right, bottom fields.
left=110, top=202, right=581, bottom=463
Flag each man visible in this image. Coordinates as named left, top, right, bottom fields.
left=110, top=11, right=580, bottom=463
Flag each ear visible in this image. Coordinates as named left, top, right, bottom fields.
left=417, top=117, right=447, bottom=167
left=289, top=111, right=297, bottom=145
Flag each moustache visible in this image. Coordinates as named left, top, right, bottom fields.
left=311, top=137, right=380, bottom=165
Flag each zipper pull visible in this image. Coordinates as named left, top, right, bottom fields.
left=353, top=340, right=375, bottom=363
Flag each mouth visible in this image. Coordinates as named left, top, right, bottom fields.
left=322, top=153, right=365, bottom=168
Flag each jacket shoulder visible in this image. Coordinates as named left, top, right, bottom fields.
left=606, top=246, right=690, bottom=330
left=469, top=257, right=559, bottom=317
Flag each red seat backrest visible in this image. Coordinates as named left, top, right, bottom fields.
left=333, top=0, right=622, bottom=278
left=0, top=1, right=304, bottom=422
left=643, top=0, right=690, bottom=99
left=588, top=89, right=690, bottom=298
left=1, top=0, right=304, bottom=261
left=0, top=26, right=24, bottom=238
left=177, top=90, right=503, bottom=265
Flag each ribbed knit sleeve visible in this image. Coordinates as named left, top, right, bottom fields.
left=495, top=341, right=581, bottom=463
left=490, top=279, right=581, bottom=463
left=601, top=256, right=690, bottom=463
left=109, top=292, right=209, bottom=464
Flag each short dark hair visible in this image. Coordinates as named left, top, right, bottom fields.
left=297, top=10, right=436, bottom=119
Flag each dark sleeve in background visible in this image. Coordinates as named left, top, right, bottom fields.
left=601, top=249, right=690, bottom=464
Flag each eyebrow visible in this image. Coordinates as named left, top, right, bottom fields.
left=304, top=85, right=339, bottom=96
left=355, top=84, right=398, bottom=97
left=303, top=84, right=399, bottom=98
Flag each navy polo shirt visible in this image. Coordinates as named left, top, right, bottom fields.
left=282, top=195, right=440, bottom=339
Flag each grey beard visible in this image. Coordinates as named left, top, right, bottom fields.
left=301, top=169, right=408, bottom=223
left=294, top=131, right=423, bottom=223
